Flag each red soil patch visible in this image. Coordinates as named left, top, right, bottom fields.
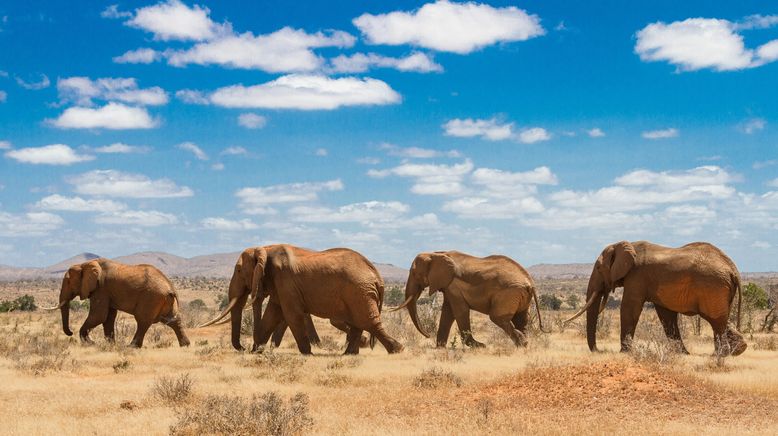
left=461, top=362, right=776, bottom=426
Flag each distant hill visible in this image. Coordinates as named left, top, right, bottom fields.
left=527, top=263, right=593, bottom=279
left=0, top=253, right=774, bottom=282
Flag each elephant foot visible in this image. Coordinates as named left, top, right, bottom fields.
left=386, top=342, right=404, bottom=354
left=465, top=339, right=485, bottom=348
left=731, top=341, right=747, bottom=357
left=179, top=338, right=191, bottom=347
left=343, top=348, right=360, bottom=355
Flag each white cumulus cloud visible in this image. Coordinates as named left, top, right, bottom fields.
left=93, top=143, right=150, bottom=154
left=587, top=128, right=605, bottom=138
left=635, top=17, right=778, bottom=71
left=50, top=103, right=158, bottom=130
left=379, top=143, right=460, bottom=158
left=67, top=170, right=194, bottom=198
left=443, top=117, right=514, bottom=141
left=201, top=217, right=258, bottom=230
left=5, top=144, right=94, bottom=165
left=57, top=77, right=168, bottom=106
left=34, top=195, right=126, bottom=212
left=642, top=128, right=679, bottom=139
left=113, top=48, right=161, bottom=64
left=125, top=0, right=227, bottom=41
left=237, top=113, right=267, bottom=129
left=517, top=127, right=550, bottom=144
left=236, top=179, right=343, bottom=214
left=353, top=0, right=544, bottom=54
left=0, top=211, right=63, bottom=236
left=207, top=74, right=401, bottom=110
left=329, top=52, right=442, bottom=73
left=177, top=142, right=208, bottom=160
left=166, top=27, right=355, bottom=72
left=94, top=210, right=178, bottom=226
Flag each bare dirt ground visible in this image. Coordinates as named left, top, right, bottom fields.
left=1, top=280, right=777, bottom=435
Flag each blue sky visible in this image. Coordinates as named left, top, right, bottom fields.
left=0, top=1, right=777, bottom=271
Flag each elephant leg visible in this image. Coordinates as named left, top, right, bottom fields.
left=102, top=307, right=118, bottom=342
left=253, top=302, right=285, bottom=352
left=305, top=315, right=322, bottom=347
left=165, top=316, right=190, bottom=347
left=436, top=298, right=455, bottom=348
left=449, top=297, right=483, bottom=348
left=365, top=322, right=403, bottom=354
left=80, top=296, right=109, bottom=344
left=331, top=319, right=368, bottom=349
left=285, top=311, right=313, bottom=355
left=129, top=320, right=152, bottom=348
left=511, top=311, right=528, bottom=336
left=704, top=314, right=746, bottom=357
left=271, top=320, right=288, bottom=348
left=344, top=325, right=363, bottom=355
left=619, top=297, right=645, bottom=352
left=654, top=305, right=688, bottom=354
left=491, top=313, right=527, bottom=347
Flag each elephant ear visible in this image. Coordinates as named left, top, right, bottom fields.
left=250, top=247, right=268, bottom=301
left=609, top=241, right=636, bottom=285
left=428, top=253, right=457, bottom=293
left=79, top=261, right=102, bottom=300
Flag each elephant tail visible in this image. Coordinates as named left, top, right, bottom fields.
left=733, top=273, right=742, bottom=330
left=531, top=286, right=549, bottom=333
left=369, top=280, right=383, bottom=349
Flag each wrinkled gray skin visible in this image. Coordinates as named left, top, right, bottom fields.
left=569, top=241, right=746, bottom=357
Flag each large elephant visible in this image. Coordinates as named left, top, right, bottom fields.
left=565, top=241, right=746, bottom=356
left=200, top=244, right=401, bottom=355
left=395, top=251, right=545, bottom=348
left=46, top=259, right=190, bottom=348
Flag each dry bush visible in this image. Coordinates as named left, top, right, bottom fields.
left=170, top=392, right=313, bottom=436
left=0, top=325, right=75, bottom=376
left=627, top=335, right=680, bottom=366
left=752, top=335, right=777, bottom=351
left=317, top=335, right=342, bottom=352
left=241, top=348, right=305, bottom=383
left=112, top=359, right=131, bottom=373
left=152, top=373, right=194, bottom=404
left=413, top=367, right=463, bottom=389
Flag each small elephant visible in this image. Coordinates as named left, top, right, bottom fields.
left=396, top=251, right=545, bottom=348
left=48, top=259, right=190, bottom=348
left=200, top=244, right=401, bottom=355
left=565, top=241, right=746, bottom=356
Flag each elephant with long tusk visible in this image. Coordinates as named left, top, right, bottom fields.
left=393, top=251, right=545, bottom=348
left=564, top=241, right=746, bottom=356
left=51, top=259, right=190, bottom=348
left=200, top=244, right=400, bottom=355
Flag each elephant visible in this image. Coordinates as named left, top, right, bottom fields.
left=199, top=244, right=401, bottom=355
left=395, top=251, right=545, bottom=348
left=45, top=259, right=190, bottom=348
left=564, top=241, right=746, bottom=356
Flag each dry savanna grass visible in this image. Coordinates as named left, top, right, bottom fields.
left=1, top=280, right=777, bottom=435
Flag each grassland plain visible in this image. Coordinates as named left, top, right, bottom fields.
left=1, top=279, right=777, bottom=435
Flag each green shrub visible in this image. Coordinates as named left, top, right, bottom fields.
left=743, top=283, right=769, bottom=310
left=539, top=294, right=562, bottom=311
left=0, top=295, right=37, bottom=312
left=188, top=299, right=207, bottom=310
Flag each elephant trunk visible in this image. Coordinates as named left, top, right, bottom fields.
left=230, top=298, right=245, bottom=351
left=585, top=271, right=606, bottom=352
left=404, top=275, right=429, bottom=338
left=60, top=302, right=73, bottom=337
left=57, top=280, right=73, bottom=336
